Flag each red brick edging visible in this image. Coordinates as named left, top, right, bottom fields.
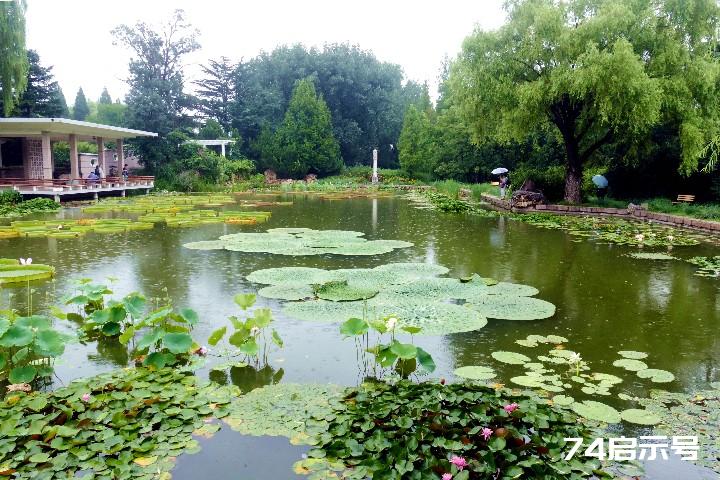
left=479, top=194, right=720, bottom=234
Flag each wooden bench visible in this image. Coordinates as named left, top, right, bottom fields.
left=672, top=194, right=695, bottom=204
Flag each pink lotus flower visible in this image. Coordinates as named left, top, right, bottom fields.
left=19, top=258, right=32, bottom=265
left=81, top=393, right=91, bottom=402
left=450, top=456, right=468, bottom=470
left=197, top=346, right=208, bottom=356
left=504, top=402, right=519, bottom=413
left=442, top=474, right=453, bottom=480
left=481, top=427, right=493, bottom=440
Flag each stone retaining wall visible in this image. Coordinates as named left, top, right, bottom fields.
left=480, top=193, right=720, bottom=234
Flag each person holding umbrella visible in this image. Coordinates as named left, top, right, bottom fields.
left=492, top=167, right=510, bottom=199
left=592, top=174, right=609, bottom=199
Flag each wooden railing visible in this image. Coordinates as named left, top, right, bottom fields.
left=0, top=176, right=154, bottom=190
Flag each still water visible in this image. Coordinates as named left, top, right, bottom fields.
left=1, top=193, right=719, bottom=478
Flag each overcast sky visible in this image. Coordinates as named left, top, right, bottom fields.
left=26, top=0, right=507, bottom=105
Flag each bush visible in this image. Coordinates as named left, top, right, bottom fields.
left=221, top=158, right=255, bottom=182
left=0, top=189, right=22, bottom=206
left=0, top=198, right=60, bottom=217
left=512, top=164, right=566, bottom=201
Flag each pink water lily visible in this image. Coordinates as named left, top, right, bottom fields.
left=450, top=456, right=468, bottom=470
left=196, top=346, right=208, bottom=356
left=504, top=402, right=519, bottom=413
left=442, top=474, right=453, bottom=480
left=481, top=427, right=493, bottom=440
left=19, top=258, right=32, bottom=265
left=81, top=393, right=91, bottom=402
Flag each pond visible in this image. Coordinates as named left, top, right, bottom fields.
left=1, top=193, right=719, bottom=478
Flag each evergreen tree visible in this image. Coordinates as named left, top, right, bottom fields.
left=99, top=87, right=112, bottom=104
left=7, top=50, right=67, bottom=117
left=72, top=87, right=89, bottom=120
left=272, top=79, right=342, bottom=178
left=0, top=0, right=28, bottom=116
left=398, top=104, right=434, bottom=179
left=194, top=57, right=237, bottom=132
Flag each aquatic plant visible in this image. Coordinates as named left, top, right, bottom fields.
left=206, top=293, right=283, bottom=369
left=687, top=256, right=720, bottom=277
left=293, top=380, right=604, bottom=479
left=626, top=252, right=676, bottom=260
left=0, top=311, right=72, bottom=385
left=0, top=198, right=60, bottom=218
left=0, top=367, right=236, bottom=478
left=515, top=213, right=700, bottom=247
left=185, top=228, right=413, bottom=256
left=0, top=258, right=54, bottom=286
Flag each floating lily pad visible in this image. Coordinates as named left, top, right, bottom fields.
left=620, top=408, right=662, bottom=425
left=314, top=281, right=379, bottom=302
left=592, top=373, right=623, bottom=385
left=626, top=252, right=676, bottom=260
left=0, top=263, right=55, bottom=285
left=612, top=359, right=648, bottom=371
left=636, top=368, right=675, bottom=383
left=374, top=262, right=449, bottom=278
left=491, top=351, right=531, bottom=365
left=454, top=366, right=496, bottom=381
left=510, top=375, right=544, bottom=388
left=466, top=296, right=556, bottom=320
left=258, top=284, right=315, bottom=301
left=247, top=267, right=333, bottom=285
left=552, top=395, right=575, bottom=406
left=571, top=400, right=621, bottom=424
left=618, top=350, right=648, bottom=359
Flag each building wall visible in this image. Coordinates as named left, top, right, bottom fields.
left=24, top=138, right=45, bottom=179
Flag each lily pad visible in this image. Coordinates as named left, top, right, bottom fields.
left=571, top=400, right=621, bottom=424
left=314, top=281, right=379, bottom=302
left=258, top=284, right=315, bottom=301
left=636, top=369, right=675, bottom=383
left=626, top=252, right=676, bottom=260
left=454, top=366, right=496, bottom=381
left=612, top=359, right=648, bottom=371
left=491, top=351, right=531, bottom=365
left=620, top=408, right=662, bottom=425
left=510, top=375, right=544, bottom=388
left=247, top=267, right=333, bottom=285
left=373, top=262, right=449, bottom=278
left=0, top=264, right=55, bottom=285
left=466, top=295, right=556, bottom=320
left=617, top=350, right=648, bottom=359
left=552, top=395, right=575, bottom=406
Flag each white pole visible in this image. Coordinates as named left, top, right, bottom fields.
left=371, top=148, right=378, bottom=184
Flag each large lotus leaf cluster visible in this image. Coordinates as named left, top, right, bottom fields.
left=639, top=383, right=720, bottom=474
left=687, top=256, right=720, bottom=277
left=0, top=259, right=55, bottom=285
left=185, top=228, right=413, bottom=256
left=246, top=263, right=555, bottom=335
left=515, top=213, right=700, bottom=247
left=456, top=335, right=675, bottom=425
left=0, top=367, right=236, bottom=479
left=81, top=194, right=238, bottom=213
left=293, top=380, right=604, bottom=479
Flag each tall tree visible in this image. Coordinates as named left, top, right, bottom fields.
left=72, top=87, right=89, bottom=120
left=398, top=104, right=435, bottom=179
left=112, top=9, right=200, bottom=171
left=0, top=0, right=28, bottom=116
left=451, top=0, right=720, bottom=202
left=7, top=50, right=67, bottom=117
left=99, top=87, right=112, bottom=104
left=194, top=57, right=237, bottom=132
left=271, top=78, right=342, bottom=178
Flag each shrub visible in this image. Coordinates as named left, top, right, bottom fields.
left=221, top=158, right=255, bottom=182
left=512, top=164, right=566, bottom=201
left=0, top=189, right=22, bottom=206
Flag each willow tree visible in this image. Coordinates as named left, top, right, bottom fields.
left=451, top=0, right=720, bottom=202
left=0, top=0, right=28, bottom=116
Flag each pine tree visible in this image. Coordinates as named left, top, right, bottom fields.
left=194, top=57, right=237, bottom=132
left=272, top=79, right=342, bottom=178
left=99, top=87, right=112, bottom=104
left=8, top=50, right=66, bottom=117
left=72, top=87, right=89, bottom=120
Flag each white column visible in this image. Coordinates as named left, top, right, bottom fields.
left=41, top=134, right=52, bottom=179
left=371, top=148, right=378, bottom=184
left=69, top=134, right=79, bottom=180
left=96, top=137, right=105, bottom=177
left=221, top=142, right=226, bottom=157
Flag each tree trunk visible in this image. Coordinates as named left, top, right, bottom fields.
left=563, top=138, right=582, bottom=204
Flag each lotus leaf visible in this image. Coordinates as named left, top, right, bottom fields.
left=374, top=262, right=450, bottom=278
left=454, top=365, right=496, bottom=381
left=466, top=295, right=556, bottom=320
left=620, top=409, right=662, bottom=425
left=258, top=284, right=315, bottom=301
left=510, top=375, right=544, bottom=387
left=612, top=359, right=648, bottom=371
left=0, top=264, right=55, bottom=285
left=571, top=400, right=621, bottom=424
left=491, top=351, right=531, bottom=365
left=591, top=373, right=623, bottom=385
left=636, top=368, right=675, bottom=383
left=617, top=350, right=648, bottom=359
